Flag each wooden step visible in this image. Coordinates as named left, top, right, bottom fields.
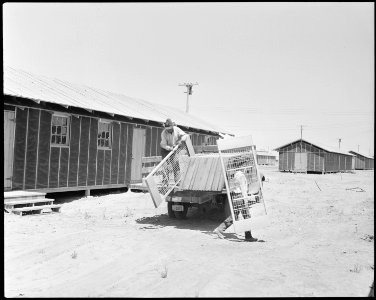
left=4, top=197, right=54, bottom=206
left=4, top=191, right=46, bottom=200
left=12, top=204, right=62, bottom=212
left=11, top=204, right=62, bottom=216
left=128, top=183, right=148, bottom=192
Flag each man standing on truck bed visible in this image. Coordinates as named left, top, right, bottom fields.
left=160, top=118, right=188, bottom=183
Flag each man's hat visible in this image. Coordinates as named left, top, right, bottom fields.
left=164, top=118, right=175, bottom=127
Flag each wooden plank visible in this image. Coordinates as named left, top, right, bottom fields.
left=145, top=175, right=163, bottom=208
left=188, top=157, right=203, bottom=190
left=17, top=183, right=127, bottom=194
left=186, top=157, right=199, bottom=188
left=196, top=157, right=213, bottom=190
left=25, top=109, right=39, bottom=189
left=118, top=122, right=127, bottom=183
left=189, top=157, right=202, bottom=190
left=95, top=150, right=104, bottom=185
left=4, top=111, right=15, bottom=190
left=49, top=147, right=60, bottom=188
left=78, top=117, right=90, bottom=186
left=210, top=157, right=221, bottom=191
left=190, top=157, right=207, bottom=190
left=13, top=210, right=36, bottom=216
left=216, top=169, right=226, bottom=191
left=185, top=135, right=196, bottom=156
left=130, top=128, right=145, bottom=183
left=68, top=116, right=81, bottom=187
left=197, top=156, right=214, bottom=191
left=87, top=118, right=98, bottom=186
left=202, top=145, right=218, bottom=153
left=178, top=157, right=192, bottom=189
left=156, top=128, right=162, bottom=157
left=145, top=127, right=152, bottom=157
left=4, top=191, right=45, bottom=199
left=103, top=150, right=112, bottom=185
left=5, top=198, right=54, bottom=206
left=142, top=156, right=162, bottom=164
left=142, top=166, right=158, bottom=174
left=110, top=122, right=120, bottom=184
left=12, top=107, right=28, bottom=190
left=125, top=124, right=134, bottom=184
left=151, top=127, right=158, bottom=157
left=59, top=148, right=69, bottom=188
left=179, top=157, right=196, bottom=189
left=211, top=156, right=227, bottom=191
left=12, top=204, right=62, bottom=212
left=204, top=156, right=220, bottom=191
left=204, top=157, right=217, bottom=190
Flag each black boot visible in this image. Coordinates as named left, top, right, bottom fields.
left=245, top=230, right=258, bottom=242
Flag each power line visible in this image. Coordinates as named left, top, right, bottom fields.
left=192, top=105, right=372, bottom=115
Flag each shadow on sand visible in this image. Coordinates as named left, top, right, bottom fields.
left=47, top=188, right=128, bottom=204
left=136, top=207, right=225, bottom=234
left=135, top=207, right=247, bottom=242
left=136, top=208, right=222, bottom=232
left=136, top=208, right=265, bottom=243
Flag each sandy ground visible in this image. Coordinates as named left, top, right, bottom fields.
left=4, top=166, right=374, bottom=297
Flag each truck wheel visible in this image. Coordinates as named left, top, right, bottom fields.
left=174, top=203, right=189, bottom=219
left=167, top=202, right=176, bottom=218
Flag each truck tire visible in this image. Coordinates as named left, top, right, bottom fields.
left=174, top=203, right=189, bottom=219
left=167, top=202, right=176, bottom=218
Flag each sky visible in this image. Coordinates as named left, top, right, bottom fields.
left=3, top=2, right=374, bottom=156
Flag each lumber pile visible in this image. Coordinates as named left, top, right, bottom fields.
left=178, top=154, right=231, bottom=191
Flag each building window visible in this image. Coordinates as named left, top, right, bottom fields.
left=98, top=121, right=112, bottom=148
left=51, top=114, right=70, bottom=146
left=205, top=136, right=217, bottom=145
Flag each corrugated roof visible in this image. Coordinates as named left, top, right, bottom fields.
left=3, top=66, right=231, bottom=135
left=348, top=150, right=374, bottom=160
left=273, top=138, right=355, bottom=156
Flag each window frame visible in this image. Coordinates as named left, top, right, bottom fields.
left=97, top=119, right=113, bottom=149
left=50, top=113, right=70, bottom=148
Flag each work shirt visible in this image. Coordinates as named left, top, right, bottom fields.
left=232, top=171, right=265, bottom=195
left=160, top=126, right=187, bottom=151
left=233, top=171, right=248, bottom=197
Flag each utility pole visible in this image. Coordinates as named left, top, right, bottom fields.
left=338, top=138, right=341, bottom=150
left=299, top=125, right=307, bottom=151
left=179, top=82, right=198, bottom=113
left=358, top=145, right=360, bottom=152
left=300, top=125, right=307, bottom=140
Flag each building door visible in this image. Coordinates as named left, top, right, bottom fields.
left=130, top=128, right=146, bottom=183
left=4, top=111, right=16, bottom=190
left=294, top=153, right=307, bottom=172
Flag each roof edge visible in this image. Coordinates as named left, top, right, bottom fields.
left=274, top=138, right=354, bottom=156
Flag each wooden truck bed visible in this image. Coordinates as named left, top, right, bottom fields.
left=178, top=154, right=228, bottom=191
